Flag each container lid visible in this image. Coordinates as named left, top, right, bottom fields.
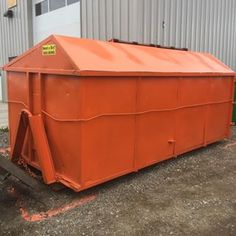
left=3, top=35, right=235, bottom=77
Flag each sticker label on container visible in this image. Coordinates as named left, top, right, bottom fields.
left=42, top=44, right=56, bottom=56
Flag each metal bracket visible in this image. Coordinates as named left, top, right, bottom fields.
left=11, top=109, right=56, bottom=184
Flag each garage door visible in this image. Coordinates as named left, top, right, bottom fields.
left=33, top=0, right=81, bottom=44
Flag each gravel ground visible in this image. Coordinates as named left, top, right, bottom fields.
left=0, top=128, right=9, bottom=149
left=0, top=128, right=236, bottom=236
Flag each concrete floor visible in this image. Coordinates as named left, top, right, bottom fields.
left=0, top=128, right=236, bottom=236
left=0, top=102, right=8, bottom=128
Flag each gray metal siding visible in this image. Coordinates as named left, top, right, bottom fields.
left=81, top=0, right=236, bottom=70
left=0, top=0, right=33, bottom=101
left=0, top=0, right=33, bottom=64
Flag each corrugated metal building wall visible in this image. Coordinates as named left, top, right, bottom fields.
left=81, top=0, right=236, bottom=70
left=0, top=0, right=33, bottom=101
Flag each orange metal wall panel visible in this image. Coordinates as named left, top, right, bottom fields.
left=135, top=112, right=175, bottom=169
left=175, top=107, right=206, bottom=154
left=178, top=78, right=209, bottom=105
left=6, top=73, right=234, bottom=191
left=206, top=103, right=231, bottom=142
left=81, top=117, right=136, bottom=186
left=135, top=78, right=178, bottom=169
left=7, top=72, right=28, bottom=147
left=44, top=119, right=82, bottom=187
left=42, top=75, right=83, bottom=187
left=79, top=77, right=136, bottom=186
left=80, top=77, right=137, bottom=117
left=208, top=77, right=233, bottom=102
left=43, top=75, right=83, bottom=119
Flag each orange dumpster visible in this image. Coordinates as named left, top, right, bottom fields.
left=3, top=35, right=235, bottom=191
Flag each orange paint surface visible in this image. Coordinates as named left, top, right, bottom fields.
left=19, top=194, right=96, bottom=222
left=3, top=35, right=235, bottom=192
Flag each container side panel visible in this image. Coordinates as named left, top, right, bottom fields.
left=80, top=77, right=136, bottom=186
left=178, top=77, right=209, bottom=106
left=44, top=118, right=82, bottom=185
left=43, top=75, right=82, bottom=119
left=7, top=71, right=234, bottom=191
left=136, top=112, right=175, bottom=168
left=175, top=77, right=209, bottom=153
left=43, top=75, right=83, bottom=185
left=137, top=77, right=178, bottom=110
left=81, top=117, right=135, bottom=186
left=175, top=107, right=206, bottom=154
left=135, top=77, right=177, bottom=168
left=7, top=72, right=28, bottom=106
left=7, top=72, right=28, bottom=147
left=40, top=75, right=234, bottom=190
left=233, top=82, right=236, bottom=123
left=208, top=77, right=233, bottom=103
left=80, top=77, right=136, bottom=117
left=206, top=103, right=231, bottom=142
left=205, top=77, right=233, bottom=141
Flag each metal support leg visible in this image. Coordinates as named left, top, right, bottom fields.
left=10, top=109, right=56, bottom=184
